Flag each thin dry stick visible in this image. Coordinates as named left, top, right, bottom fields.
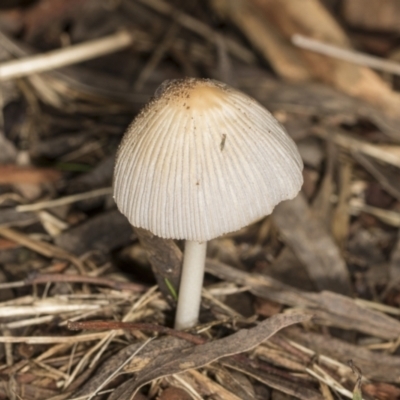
left=1, top=303, right=102, bottom=318
left=292, top=34, right=400, bottom=76
left=0, top=31, right=134, bottom=81
left=68, top=320, right=205, bottom=345
left=35, top=342, right=73, bottom=362
left=16, top=187, right=112, bottom=212
left=24, top=273, right=145, bottom=291
left=0, top=331, right=124, bottom=344
left=66, top=343, right=78, bottom=381
left=1, top=315, right=56, bottom=330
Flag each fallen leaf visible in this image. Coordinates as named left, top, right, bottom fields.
left=0, top=165, right=62, bottom=184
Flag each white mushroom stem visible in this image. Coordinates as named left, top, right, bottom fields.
left=174, top=240, right=207, bottom=330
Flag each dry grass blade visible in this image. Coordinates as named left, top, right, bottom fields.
left=16, top=187, right=113, bottom=212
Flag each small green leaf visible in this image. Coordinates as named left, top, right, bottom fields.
left=165, top=278, right=178, bottom=300
left=352, top=386, right=362, bottom=400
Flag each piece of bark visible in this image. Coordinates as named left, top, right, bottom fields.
left=206, top=260, right=400, bottom=340
left=0, top=208, right=37, bottom=228
left=55, top=209, right=134, bottom=256
left=109, top=313, right=309, bottom=400
left=272, top=193, right=352, bottom=295
left=268, top=247, right=315, bottom=291
left=134, top=227, right=182, bottom=306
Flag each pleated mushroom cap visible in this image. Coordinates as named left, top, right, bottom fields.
left=114, top=78, right=303, bottom=241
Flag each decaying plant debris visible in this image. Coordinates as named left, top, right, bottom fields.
left=1, top=1, right=400, bottom=399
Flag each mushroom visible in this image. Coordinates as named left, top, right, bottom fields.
left=113, top=78, right=303, bottom=329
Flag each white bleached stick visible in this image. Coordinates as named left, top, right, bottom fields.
left=0, top=30, right=134, bottom=81
left=292, top=34, right=400, bottom=76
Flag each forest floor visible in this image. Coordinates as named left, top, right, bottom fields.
left=1, top=1, right=400, bottom=399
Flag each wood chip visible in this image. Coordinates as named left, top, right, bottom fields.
left=272, top=193, right=352, bottom=295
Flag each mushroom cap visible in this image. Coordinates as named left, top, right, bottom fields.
left=113, top=78, right=303, bottom=241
